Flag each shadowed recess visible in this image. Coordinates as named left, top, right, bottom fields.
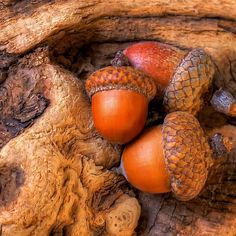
left=0, top=165, right=25, bottom=207
left=0, top=65, right=49, bottom=149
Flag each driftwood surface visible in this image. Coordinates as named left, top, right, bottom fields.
left=0, top=0, right=236, bottom=235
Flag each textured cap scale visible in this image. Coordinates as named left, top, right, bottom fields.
left=163, top=49, right=215, bottom=115
left=86, top=66, right=156, bottom=102
left=162, top=111, right=213, bottom=201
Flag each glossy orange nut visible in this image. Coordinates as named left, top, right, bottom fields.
left=124, top=41, right=186, bottom=89
left=121, top=125, right=171, bottom=193
left=92, top=89, right=148, bottom=144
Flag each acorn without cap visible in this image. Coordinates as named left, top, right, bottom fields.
left=112, top=42, right=215, bottom=115
left=119, top=111, right=232, bottom=201
left=85, top=66, right=156, bottom=144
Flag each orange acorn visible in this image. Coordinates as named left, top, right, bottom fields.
left=119, top=111, right=232, bottom=201
left=85, top=66, right=156, bottom=144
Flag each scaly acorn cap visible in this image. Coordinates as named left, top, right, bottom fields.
left=85, top=66, right=157, bottom=102
left=163, top=49, right=215, bottom=115
left=162, top=111, right=212, bottom=201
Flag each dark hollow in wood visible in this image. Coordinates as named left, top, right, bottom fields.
left=0, top=62, right=49, bottom=149
left=208, top=133, right=233, bottom=159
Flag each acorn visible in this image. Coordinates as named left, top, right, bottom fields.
left=112, top=42, right=215, bottom=115
left=211, top=88, right=236, bottom=117
left=85, top=66, right=156, bottom=144
left=119, top=111, right=232, bottom=201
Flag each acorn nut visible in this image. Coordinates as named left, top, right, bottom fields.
left=113, top=42, right=215, bottom=115
left=119, top=111, right=232, bottom=201
left=85, top=66, right=156, bottom=144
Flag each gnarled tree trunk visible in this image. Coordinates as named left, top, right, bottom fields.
left=0, top=1, right=235, bottom=235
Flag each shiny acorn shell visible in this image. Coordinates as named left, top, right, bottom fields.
left=163, top=49, right=215, bottom=115
left=123, top=41, right=186, bottom=88
left=162, top=111, right=212, bottom=201
left=85, top=66, right=156, bottom=101
left=123, top=42, right=215, bottom=115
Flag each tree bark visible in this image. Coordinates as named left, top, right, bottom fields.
left=0, top=1, right=235, bottom=235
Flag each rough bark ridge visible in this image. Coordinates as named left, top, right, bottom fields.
left=0, top=0, right=236, bottom=235
left=0, top=57, right=49, bottom=148
left=0, top=48, right=140, bottom=236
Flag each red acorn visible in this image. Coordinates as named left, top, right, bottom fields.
left=112, top=42, right=215, bottom=115
left=124, top=42, right=186, bottom=90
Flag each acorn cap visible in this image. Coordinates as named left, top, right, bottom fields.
left=163, top=49, right=215, bottom=115
left=162, top=111, right=212, bottom=201
left=85, top=66, right=157, bottom=102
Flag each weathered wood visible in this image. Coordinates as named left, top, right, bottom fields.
left=0, top=0, right=236, bottom=235
left=0, top=0, right=236, bottom=54
left=1, top=1, right=236, bottom=93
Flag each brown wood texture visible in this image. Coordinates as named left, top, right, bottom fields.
left=0, top=1, right=236, bottom=235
